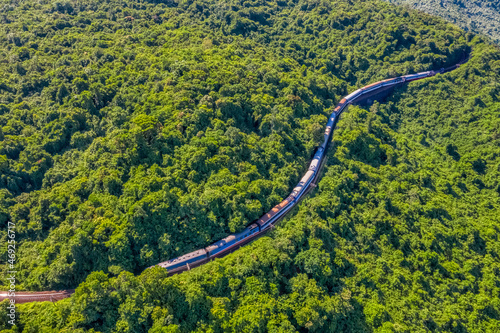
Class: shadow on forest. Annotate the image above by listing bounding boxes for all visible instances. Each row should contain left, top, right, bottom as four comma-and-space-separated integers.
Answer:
344, 131, 388, 168
425, 207, 452, 221
337, 298, 374, 332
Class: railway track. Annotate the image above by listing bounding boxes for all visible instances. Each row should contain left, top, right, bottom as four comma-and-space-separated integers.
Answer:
0, 290, 75, 304
0, 59, 467, 304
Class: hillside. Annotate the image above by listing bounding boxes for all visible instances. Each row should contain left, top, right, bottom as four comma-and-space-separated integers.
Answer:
1, 0, 499, 331
384, 0, 500, 43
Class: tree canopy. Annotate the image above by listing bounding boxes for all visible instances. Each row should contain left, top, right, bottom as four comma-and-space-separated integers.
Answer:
0, 0, 499, 332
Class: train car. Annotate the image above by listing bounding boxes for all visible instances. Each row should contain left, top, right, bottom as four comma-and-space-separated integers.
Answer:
205, 223, 260, 257
345, 79, 400, 103
292, 169, 315, 199
358, 76, 408, 98
360, 80, 383, 94
333, 103, 344, 113
309, 147, 324, 171
324, 110, 342, 146
390, 77, 405, 85
266, 195, 297, 227
257, 195, 296, 230
254, 207, 276, 229
344, 88, 363, 102
332, 98, 349, 114
157, 248, 208, 274
379, 78, 397, 87
255, 200, 284, 230
324, 113, 337, 138
403, 71, 434, 81
334, 101, 348, 116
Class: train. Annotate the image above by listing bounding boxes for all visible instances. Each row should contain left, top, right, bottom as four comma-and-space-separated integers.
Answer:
151, 67, 456, 275
0, 59, 467, 304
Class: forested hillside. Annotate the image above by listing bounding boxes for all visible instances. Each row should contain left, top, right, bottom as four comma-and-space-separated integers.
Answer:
384, 0, 500, 43
0, 0, 499, 331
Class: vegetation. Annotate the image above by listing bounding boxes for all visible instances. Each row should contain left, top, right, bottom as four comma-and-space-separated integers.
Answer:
0, 0, 499, 331
384, 0, 500, 43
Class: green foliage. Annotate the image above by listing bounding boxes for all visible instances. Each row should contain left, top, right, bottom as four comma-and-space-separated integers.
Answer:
0, 0, 499, 331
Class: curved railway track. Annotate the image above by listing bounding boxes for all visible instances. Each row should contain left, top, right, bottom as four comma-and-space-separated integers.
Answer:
0, 60, 467, 304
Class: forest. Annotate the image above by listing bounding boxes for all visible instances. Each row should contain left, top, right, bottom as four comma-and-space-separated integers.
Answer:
0, 0, 499, 331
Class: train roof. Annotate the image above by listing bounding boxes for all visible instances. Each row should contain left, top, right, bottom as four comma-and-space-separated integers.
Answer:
363, 81, 382, 89
345, 89, 362, 100
163, 248, 207, 265
205, 234, 236, 251
205, 224, 259, 252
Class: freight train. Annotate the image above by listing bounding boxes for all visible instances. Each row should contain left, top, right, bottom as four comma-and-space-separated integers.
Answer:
153, 68, 453, 275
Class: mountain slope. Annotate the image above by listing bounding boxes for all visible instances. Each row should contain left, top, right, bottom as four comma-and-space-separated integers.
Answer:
384, 0, 500, 43
0, 0, 499, 332
0, 0, 467, 291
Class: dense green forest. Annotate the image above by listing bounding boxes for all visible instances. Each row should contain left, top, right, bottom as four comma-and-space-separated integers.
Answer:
384, 0, 500, 43
0, 0, 499, 331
